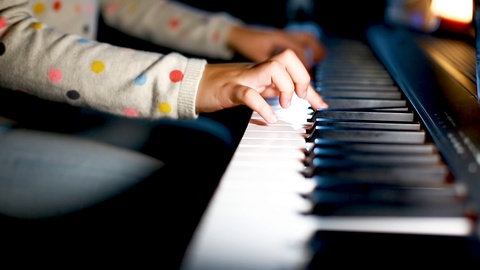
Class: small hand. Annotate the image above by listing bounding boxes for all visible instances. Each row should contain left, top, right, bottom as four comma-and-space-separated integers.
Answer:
196, 49, 328, 123
227, 25, 327, 70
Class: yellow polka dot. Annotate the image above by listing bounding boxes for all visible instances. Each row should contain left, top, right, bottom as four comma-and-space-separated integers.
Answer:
128, 3, 139, 13
158, 102, 172, 114
91, 60, 105, 74
30, 22, 43, 30
32, 3, 46, 15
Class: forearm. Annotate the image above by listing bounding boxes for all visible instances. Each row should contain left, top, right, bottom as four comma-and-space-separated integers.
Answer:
99, 0, 243, 59
0, 0, 206, 119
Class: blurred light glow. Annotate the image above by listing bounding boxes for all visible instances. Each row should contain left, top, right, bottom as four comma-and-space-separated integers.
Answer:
431, 0, 473, 23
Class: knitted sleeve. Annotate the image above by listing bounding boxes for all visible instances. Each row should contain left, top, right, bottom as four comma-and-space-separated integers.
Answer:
99, 0, 243, 60
0, 0, 206, 120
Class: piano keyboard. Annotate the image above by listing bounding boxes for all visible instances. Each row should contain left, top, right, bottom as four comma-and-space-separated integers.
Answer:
181, 30, 480, 269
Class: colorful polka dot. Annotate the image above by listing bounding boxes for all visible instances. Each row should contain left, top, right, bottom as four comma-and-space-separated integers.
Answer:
48, 68, 63, 83
158, 102, 172, 114
124, 108, 138, 117
83, 24, 90, 34
91, 60, 105, 74
169, 70, 183, 82
168, 18, 180, 29
77, 38, 91, 44
30, 22, 43, 30
53, 1, 62, 11
127, 3, 139, 14
211, 32, 220, 42
134, 73, 147, 86
85, 3, 95, 13
74, 4, 82, 13
105, 4, 120, 14
66, 90, 80, 100
0, 42, 5, 56
32, 2, 46, 15
0, 16, 6, 30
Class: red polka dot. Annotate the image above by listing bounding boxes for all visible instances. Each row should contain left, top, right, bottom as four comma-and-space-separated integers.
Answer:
106, 4, 120, 14
168, 18, 180, 29
74, 4, 82, 13
124, 108, 138, 117
53, 1, 62, 11
169, 70, 183, 83
48, 68, 63, 83
0, 16, 7, 30
211, 32, 220, 42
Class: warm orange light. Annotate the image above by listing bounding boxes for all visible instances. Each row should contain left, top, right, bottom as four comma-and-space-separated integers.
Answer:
431, 0, 473, 23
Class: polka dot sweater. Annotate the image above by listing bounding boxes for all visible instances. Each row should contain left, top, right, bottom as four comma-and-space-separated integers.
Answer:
0, 0, 242, 119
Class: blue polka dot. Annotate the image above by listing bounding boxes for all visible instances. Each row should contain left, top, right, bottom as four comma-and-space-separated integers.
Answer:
77, 38, 91, 44
134, 73, 147, 86
410, 13, 425, 29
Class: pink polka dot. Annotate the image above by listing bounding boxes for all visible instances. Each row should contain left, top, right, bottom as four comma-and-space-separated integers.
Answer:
0, 16, 7, 30
124, 108, 138, 117
48, 68, 63, 83
86, 3, 95, 13
169, 70, 183, 83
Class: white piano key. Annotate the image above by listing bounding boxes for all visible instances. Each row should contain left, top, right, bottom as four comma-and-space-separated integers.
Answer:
234, 145, 306, 158
238, 138, 306, 148
245, 124, 308, 132
243, 130, 308, 140
309, 216, 474, 236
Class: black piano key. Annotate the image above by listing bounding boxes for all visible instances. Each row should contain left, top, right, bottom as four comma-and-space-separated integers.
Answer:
308, 109, 414, 122
312, 175, 450, 188
305, 151, 441, 166
306, 184, 462, 205
306, 156, 446, 171
305, 120, 418, 135
308, 200, 467, 217
316, 84, 399, 91
310, 119, 421, 131
307, 231, 480, 268
309, 139, 438, 154
322, 98, 406, 109
316, 90, 402, 99
306, 126, 426, 143
306, 183, 466, 217
371, 107, 410, 111
316, 77, 394, 85
316, 71, 392, 79
303, 161, 449, 182
320, 60, 385, 68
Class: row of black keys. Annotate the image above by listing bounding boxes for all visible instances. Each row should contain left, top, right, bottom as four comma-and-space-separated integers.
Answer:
301, 37, 480, 267
301, 37, 466, 218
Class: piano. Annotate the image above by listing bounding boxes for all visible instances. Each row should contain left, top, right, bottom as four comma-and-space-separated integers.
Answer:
180, 13, 480, 270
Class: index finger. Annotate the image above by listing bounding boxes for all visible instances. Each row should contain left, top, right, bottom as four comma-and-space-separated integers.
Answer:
270, 49, 312, 100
